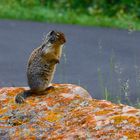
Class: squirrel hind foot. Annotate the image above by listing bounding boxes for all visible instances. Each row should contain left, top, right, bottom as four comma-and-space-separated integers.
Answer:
15, 90, 32, 104
15, 93, 25, 104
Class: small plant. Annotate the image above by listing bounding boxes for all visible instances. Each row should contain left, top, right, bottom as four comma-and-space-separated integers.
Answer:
97, 47, 140, 108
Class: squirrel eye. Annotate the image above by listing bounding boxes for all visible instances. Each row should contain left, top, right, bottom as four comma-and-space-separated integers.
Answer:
50, 30, 55, 36
49, 36, 56, 43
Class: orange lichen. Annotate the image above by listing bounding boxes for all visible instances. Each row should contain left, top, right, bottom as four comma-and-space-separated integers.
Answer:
0, 85, 140, 139
0, 108, 8, 114
46, 97, 57, 106
97, 100, 114, 108
95, 109, 112, 116
28, 101, 37, 107
124, 130, 140, 139
45, 111, 62, 122
7, 88, 24, 96
25, 136, 37, 140
110, 115, 138, 125
127, 109, 138, 114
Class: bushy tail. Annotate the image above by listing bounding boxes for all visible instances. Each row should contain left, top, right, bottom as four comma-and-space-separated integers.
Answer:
15, 90, 32, 104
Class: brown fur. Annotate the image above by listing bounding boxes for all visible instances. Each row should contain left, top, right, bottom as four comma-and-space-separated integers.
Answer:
15, 31, 66, 103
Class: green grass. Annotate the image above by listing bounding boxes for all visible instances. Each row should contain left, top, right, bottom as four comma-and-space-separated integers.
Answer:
0, 2, 140, 31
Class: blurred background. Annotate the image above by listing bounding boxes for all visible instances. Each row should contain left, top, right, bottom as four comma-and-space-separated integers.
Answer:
0, 0, 140, 30
0, 0, 140, 108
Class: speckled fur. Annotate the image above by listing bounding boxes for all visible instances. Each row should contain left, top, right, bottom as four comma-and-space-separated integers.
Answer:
15, 31, 66, 103
27, 46, 57, 91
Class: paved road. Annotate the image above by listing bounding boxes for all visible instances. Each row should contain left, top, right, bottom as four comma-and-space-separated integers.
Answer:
0, 20, 140, 104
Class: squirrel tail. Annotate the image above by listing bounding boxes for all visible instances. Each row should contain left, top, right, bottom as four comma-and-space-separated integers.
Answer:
15, 90, 32, 104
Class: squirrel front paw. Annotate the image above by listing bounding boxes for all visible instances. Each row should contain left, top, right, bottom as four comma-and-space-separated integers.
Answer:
15, 93, 25, 104
50, 59, 60, 64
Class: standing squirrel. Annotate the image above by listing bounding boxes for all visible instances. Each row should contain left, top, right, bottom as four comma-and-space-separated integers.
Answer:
15, 30, 66, 103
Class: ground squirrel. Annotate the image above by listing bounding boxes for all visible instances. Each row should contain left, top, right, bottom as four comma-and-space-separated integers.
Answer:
15, 30, 66, 103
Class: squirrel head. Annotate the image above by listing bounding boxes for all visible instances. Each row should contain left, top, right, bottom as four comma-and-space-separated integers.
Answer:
42, 30, 66, 48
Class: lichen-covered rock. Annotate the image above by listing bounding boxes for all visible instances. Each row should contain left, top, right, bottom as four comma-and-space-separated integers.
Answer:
0, 84, 140, 139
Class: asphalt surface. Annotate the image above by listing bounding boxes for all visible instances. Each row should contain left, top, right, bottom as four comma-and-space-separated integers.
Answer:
0, 20, 140, 104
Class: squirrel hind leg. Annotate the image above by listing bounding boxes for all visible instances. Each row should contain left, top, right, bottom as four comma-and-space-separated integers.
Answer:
15, 86, 55, 104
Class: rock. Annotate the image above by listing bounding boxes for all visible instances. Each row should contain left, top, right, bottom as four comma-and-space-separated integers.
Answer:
0, 84, 140, 139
